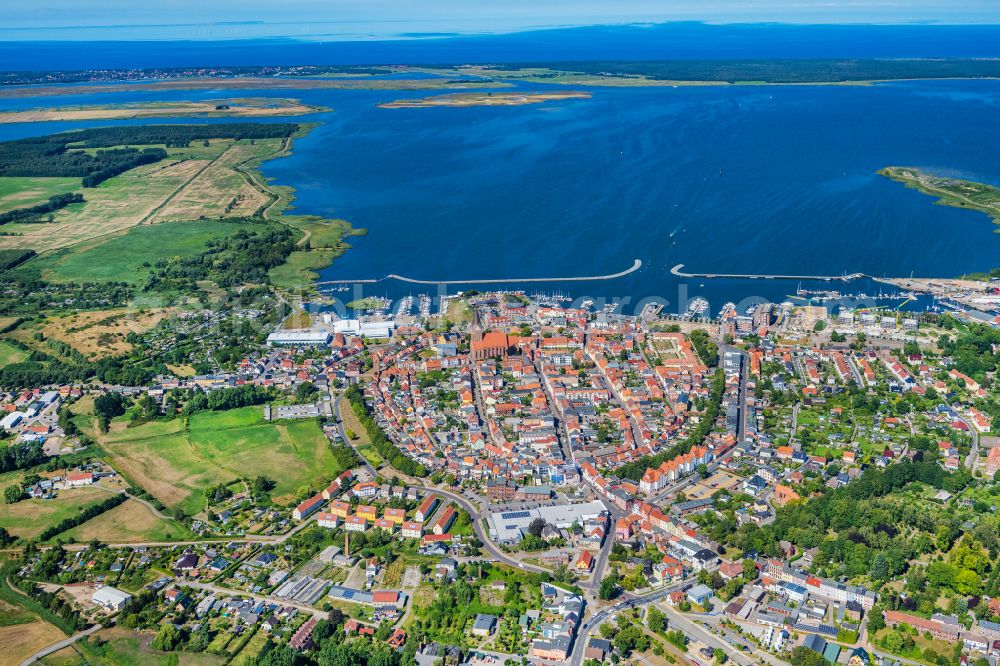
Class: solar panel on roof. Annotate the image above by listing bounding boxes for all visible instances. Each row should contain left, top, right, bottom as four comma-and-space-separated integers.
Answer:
501, 511, 531, 520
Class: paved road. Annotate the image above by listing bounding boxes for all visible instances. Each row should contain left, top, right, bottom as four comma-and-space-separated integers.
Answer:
20, 623, 102, 666
411, 484, 551, 576
587, 513, 618, 596
569, 579, 693, 666
279, 394, 550, 577
957, 415, 980, 471
721, 343, 750, 446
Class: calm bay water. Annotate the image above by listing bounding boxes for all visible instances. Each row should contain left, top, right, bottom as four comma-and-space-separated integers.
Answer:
1, 76, 999, 314
258, 79, 1000, 312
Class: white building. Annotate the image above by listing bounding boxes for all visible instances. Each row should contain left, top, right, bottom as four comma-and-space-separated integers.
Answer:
316, 513, 341, 529
487, 500, 608, 543
266, 330, 332, 346
0, 412, 24, 430
92, 586, 132, 611
333, 319, 395, 339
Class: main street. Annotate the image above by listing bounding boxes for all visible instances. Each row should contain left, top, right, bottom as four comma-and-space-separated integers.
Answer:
569, 580, 796, 666
721, 343, 750, 447
411, 483, 551, 575
955, 414, 980, 471
586, 501, 624, 596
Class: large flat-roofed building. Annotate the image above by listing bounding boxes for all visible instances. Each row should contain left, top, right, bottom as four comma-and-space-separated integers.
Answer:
333, 319, 395, 339
266, 330, 332, 346
487, 500, 608, 544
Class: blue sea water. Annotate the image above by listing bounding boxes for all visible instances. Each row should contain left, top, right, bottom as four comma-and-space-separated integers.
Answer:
6, 23, 1000, 69
2, 44, 1000, 313
252, 79, 1000, 313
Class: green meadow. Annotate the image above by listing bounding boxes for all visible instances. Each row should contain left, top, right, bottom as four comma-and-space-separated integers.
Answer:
41, 220, 263, 285
0, 176, 80, 213
99, 407, 343, 515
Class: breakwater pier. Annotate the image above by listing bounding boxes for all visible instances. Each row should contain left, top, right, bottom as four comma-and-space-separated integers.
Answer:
670, 264, 864, 282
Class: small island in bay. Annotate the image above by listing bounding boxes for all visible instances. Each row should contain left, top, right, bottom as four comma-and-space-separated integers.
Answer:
0, 98, 326, 123
377, 90, 591, 108
878, 166, 1000, 228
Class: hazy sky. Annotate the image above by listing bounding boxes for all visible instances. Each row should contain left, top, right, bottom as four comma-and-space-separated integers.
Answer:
4, 0, 1000, 40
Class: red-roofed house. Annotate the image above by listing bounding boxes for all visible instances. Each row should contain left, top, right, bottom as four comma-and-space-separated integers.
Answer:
433, 505, 456, 534
65, 471, 94, 487
372, 590, 403, 607
293, 493, 325, 521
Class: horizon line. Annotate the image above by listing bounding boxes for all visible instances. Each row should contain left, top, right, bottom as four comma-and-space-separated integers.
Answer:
5, 19, 1000, 43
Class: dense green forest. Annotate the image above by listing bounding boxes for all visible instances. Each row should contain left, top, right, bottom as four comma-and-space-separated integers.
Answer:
498, 59, 1000, 83
0, 123, 299, 186
0, 351, 165, 390
0, 144, 165, 185
0, 441, 46, 474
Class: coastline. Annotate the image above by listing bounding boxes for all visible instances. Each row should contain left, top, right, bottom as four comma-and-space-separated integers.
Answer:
878, 166, 1000, 229
0, 77, 513, 100
242, 124, 366, 295
0, 121, 360, 297
397, 65, 1000, 88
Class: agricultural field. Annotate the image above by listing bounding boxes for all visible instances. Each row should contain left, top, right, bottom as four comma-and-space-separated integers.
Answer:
151, 138, 284, 222
0, 176, 79, 213
37, 308, 172, 359
74, 627, 225, 666
99, 407, 345, 515
41, 219, 265, 285
0, 156, 209, 253
0, 485, 112, 540
0, 137, 287, 254
62, 498, 195, 543
0, 127, 356, 297
0, 617, 65, 666
0, 597, 36, 628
